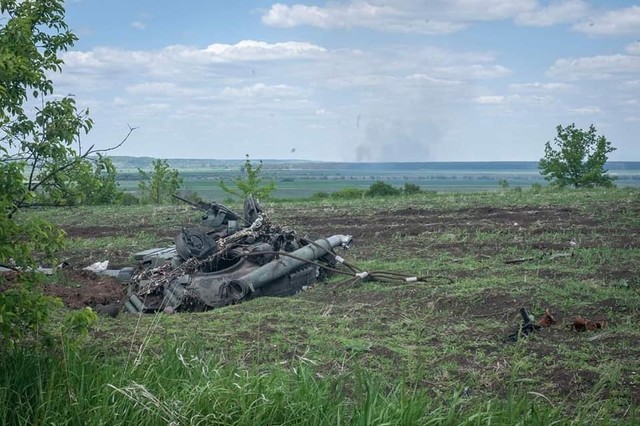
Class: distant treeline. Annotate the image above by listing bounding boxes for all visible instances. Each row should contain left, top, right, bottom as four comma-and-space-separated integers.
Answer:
107, 157, 640, 173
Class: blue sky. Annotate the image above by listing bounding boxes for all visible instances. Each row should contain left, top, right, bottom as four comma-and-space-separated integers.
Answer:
55, 0, 640, 161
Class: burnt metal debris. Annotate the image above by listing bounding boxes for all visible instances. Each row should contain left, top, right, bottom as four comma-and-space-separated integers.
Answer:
120, 195, 353, 314
508, 307, 556, 341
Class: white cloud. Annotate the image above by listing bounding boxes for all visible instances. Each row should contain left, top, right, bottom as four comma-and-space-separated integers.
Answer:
548, 54, 640, 80
126, 82, 200, 97
261, 2, 464, 34
440, 0, 537, 21
261, 0, 541, 34
473, 93, 555, 107
324, 74, 391, 88
220, 83, 308, 98
571, 106, 601, 114
516, 0, 590, 26
433, 64, 511, 80
509, 82, 573, 91
573, 5, 640, 36
261, 0, 601, 34
131, 21, 146, 30
62, 40, 326, 75
146, 103, 170, 111
406, 74, 463, 85
201, 40, 326, 61
474, 95, 507, 104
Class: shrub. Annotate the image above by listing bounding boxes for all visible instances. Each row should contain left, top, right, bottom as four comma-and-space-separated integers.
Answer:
403, 182, 423, 195
331, 188, 366, 199
366, 181, 402, 197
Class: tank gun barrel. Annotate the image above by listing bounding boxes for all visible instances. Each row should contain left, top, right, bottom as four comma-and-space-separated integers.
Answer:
225, 234, 352, 300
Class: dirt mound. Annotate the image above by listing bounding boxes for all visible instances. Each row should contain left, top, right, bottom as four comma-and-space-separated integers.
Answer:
43, 270, 128, 309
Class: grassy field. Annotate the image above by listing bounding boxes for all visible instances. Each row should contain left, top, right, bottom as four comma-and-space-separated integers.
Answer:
3, 187, 640, 424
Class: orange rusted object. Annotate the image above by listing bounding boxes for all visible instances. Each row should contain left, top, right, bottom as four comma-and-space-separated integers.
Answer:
538, 309, 556, 327
572, 316, 606, 331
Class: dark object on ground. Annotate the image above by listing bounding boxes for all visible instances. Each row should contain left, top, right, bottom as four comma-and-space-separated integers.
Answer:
508, 307, 541, 341
95, 303, 121, 317
508, 306, 556, 341
120, 196, 352, 314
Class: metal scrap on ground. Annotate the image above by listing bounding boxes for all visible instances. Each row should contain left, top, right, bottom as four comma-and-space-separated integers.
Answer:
120, 195, 355, 314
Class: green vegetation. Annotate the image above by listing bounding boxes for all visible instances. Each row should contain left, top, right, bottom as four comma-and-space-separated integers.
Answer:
403, 182, 423, 195
5, 187, 638, 424
0, 0, 105, 345
112, 160, 640, 201
331, 187, 366, 199
366, 180, 403, 196
311, 181, 425, 200
539, 123, 617, 188
218, 154, 276, 201
1, 340, 582, 425
71, 154, 125, 205
138, 159, 183, 204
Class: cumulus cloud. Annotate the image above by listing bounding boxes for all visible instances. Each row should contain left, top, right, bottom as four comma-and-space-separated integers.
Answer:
262, 0, 599, 34
516, 0, 590, 26
62, 40, 326, 73
573, 5, 640, 36
261, 2, 464, 34
201, 40, 326, 61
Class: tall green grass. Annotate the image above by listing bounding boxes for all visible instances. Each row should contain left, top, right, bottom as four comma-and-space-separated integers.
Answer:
1, 339, 633, 425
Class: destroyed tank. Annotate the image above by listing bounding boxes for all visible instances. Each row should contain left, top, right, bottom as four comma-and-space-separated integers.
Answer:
120, 195, 352, 313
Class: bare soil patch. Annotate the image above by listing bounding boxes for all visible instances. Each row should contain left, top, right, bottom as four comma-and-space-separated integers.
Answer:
43, 270, 127, 309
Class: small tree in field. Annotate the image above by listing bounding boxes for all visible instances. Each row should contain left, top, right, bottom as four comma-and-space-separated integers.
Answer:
138, 159, 183, 204
218, 154, 276, 201
539, 124, 616, 188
